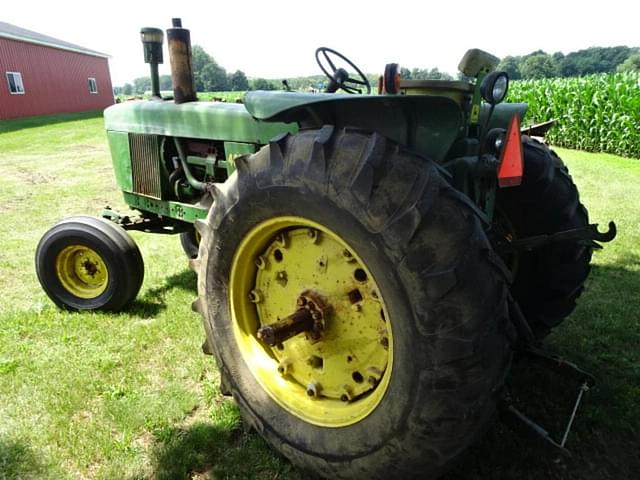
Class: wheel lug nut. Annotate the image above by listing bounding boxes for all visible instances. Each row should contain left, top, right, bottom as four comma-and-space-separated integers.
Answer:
255, 255, 266, 269
248, 289, 263, 303
307, 229, 319, 243
367, 366, 383, 386
340, 385, 353, 402
275, 233, 288, 248
351, 304, 361, 312
306, 381, 320, 397
277, 359, 291, 375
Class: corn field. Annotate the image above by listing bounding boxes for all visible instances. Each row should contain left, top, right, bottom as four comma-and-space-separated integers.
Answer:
509, 73, 640, 159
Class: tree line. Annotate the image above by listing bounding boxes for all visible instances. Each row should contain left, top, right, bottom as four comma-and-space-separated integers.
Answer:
498, 46, 640, 80
114, 45, 279, 96
114, 45, 640, 95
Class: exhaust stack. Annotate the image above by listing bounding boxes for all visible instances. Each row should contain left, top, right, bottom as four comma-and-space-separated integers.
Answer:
167, 18, 197, 104
140, 27, 164, 99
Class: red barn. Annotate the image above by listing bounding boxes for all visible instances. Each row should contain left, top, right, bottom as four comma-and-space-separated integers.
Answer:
0, 21, 114, 120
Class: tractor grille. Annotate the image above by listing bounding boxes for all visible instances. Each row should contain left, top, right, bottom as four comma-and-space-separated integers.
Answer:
129, 133, 162, 199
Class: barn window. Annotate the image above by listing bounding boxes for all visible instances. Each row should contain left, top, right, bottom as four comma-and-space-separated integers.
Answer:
6, 72, 24, 94
88, 77, 98, 94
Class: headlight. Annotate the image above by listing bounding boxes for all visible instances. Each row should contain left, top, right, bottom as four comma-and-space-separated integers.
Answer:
480, 71, 509, 105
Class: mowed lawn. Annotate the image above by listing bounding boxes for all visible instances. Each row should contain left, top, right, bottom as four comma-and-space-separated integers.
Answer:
0, 112, 638, 479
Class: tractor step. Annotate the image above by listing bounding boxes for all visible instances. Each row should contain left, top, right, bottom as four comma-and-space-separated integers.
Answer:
500, 346, 595, 456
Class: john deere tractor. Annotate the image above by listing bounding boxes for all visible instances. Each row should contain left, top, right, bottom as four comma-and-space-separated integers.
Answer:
35, 19, 616, 479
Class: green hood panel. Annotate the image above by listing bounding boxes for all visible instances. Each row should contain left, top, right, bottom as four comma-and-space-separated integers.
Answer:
244, 91, 353, 120
104, 100, 297, 143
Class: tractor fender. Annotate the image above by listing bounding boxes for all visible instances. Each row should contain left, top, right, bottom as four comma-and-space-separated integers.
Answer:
244, 91, 465, 163
480, 102, 529, 131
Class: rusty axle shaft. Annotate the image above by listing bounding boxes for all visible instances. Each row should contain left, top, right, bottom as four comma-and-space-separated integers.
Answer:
257, 308, 314, 346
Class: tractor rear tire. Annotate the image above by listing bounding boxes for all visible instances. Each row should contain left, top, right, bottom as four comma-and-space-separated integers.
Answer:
35, 215, 144, 311
496, 137, 592, 338
194, 127, 515, 479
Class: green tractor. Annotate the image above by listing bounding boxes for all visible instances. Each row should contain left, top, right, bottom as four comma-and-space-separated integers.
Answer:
35, 18, 615, 479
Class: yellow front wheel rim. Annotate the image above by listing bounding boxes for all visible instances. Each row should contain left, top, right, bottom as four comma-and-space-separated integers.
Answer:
55, 245, 109, 298
229, 216, 393, 427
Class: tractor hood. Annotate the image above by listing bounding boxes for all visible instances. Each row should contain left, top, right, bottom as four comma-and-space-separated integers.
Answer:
104, 99, 296, 144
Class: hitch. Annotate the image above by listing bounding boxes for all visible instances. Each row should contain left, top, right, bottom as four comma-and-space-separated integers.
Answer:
498, 221, 616, 253
500, 346, 596, 456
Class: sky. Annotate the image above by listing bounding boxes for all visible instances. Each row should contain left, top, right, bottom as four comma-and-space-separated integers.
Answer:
3, 0, 639, 86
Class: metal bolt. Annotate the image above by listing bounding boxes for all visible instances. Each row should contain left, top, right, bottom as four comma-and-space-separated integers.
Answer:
255, 255, 266, 270
275, 233, 288, 248
343, 249, 356, 263
367, 366, 383, 386
351, 303, 362, 312
307, 229, 319, 243
277, 359, 291, 375
306, 381, 320, 397
248, 289, 263, 303
340, 385, 353, 402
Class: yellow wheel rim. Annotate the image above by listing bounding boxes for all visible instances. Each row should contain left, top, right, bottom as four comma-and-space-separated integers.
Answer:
55, 245, 109, 298
229, 216, 393, 427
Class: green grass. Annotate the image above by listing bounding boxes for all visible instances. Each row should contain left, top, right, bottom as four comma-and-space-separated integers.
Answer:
0, 113, 638, 479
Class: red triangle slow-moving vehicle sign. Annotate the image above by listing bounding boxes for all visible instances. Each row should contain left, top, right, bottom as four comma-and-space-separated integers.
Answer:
498, 115, 524, 188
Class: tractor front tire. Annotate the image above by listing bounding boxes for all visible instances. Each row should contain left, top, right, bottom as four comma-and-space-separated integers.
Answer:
180, 229, 200, 259
497, 137, 592, 337
35, 215, 144, 311
194, 127, 515, 479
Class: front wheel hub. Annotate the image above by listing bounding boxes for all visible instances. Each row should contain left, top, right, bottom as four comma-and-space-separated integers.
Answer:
229, 216, 393, 427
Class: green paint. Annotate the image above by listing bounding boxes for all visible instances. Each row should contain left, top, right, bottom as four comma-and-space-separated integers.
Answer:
106, 131, 133, 192
122, 192, 208, 223
469, 72, 486, 124
246, 91, 464, 163
105, 77, 527, 229
224, 142, 258, 175
480, 102, 529, 130
104, 100, 297, 144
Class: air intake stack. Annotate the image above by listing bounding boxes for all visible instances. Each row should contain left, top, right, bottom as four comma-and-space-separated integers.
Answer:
140, 27, 164, 99
167, 18, 197, 104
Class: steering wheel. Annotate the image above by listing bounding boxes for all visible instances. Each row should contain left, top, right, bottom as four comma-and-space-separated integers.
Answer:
315, 47, 371, 94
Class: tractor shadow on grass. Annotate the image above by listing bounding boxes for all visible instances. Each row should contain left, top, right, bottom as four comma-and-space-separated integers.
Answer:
142, 259, 640, 480
127, 269, 197, 319
445, 258, 640, 480
0, 437, 47, 479
146, 421, 301, 480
